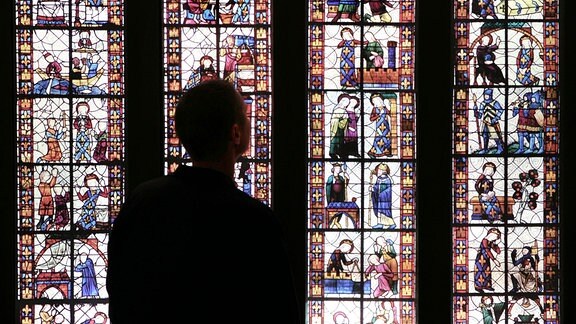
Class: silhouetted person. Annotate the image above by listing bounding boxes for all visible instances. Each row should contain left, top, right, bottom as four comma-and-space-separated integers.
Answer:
106, 79, 302, 323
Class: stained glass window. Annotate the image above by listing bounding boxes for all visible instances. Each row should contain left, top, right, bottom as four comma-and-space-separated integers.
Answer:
9, 1, 572, 323
307, 1, 417, 323
163, 0, 272, 204
451, 1, 560, 323
15, 0, 124, 322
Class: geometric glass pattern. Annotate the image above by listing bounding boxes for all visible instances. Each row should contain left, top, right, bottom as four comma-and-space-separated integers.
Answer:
451, 1, 560, 322
306, 1, 417, 323
15, 0, 125, 322
162, 0, 272, 204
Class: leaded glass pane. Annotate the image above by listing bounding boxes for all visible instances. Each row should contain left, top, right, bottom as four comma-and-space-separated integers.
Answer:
163, 0, 272, 204
451, 1, 560, 322
307, 1, 417, 323
15, 0, 125, 322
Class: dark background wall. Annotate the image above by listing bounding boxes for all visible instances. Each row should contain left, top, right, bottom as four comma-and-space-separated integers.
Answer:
1, 1, 574, 323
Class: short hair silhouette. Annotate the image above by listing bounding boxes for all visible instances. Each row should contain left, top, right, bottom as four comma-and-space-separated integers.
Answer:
175, 79, 247, 162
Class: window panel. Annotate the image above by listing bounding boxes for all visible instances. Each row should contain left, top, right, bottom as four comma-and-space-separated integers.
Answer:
307, 1, 416, 323
15, 0, 125, 322
162, 0, 272, 204
451, 1, 560, 322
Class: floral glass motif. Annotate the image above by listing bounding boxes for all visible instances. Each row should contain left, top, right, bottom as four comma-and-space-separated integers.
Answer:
452, 1, 560, 323
163, 0, 272, 204
16, 0, 125, 323
307, 1, 416, 323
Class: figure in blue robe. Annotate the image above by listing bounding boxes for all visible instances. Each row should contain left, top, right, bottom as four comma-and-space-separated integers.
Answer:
75, 253, 99, 297
370, 163, 395, 229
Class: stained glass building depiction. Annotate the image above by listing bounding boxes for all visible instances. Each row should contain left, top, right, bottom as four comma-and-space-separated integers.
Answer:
163, 0, 272, 204
306, 1, 417, 323
15, 0, 125, 322
451, 1, 561, 323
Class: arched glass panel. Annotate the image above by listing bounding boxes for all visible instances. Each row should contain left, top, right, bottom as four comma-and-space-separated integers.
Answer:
451, 1, 561, 322
306, 1, 417, 323
163, 0, 272, 204
15, 0, 125, 322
